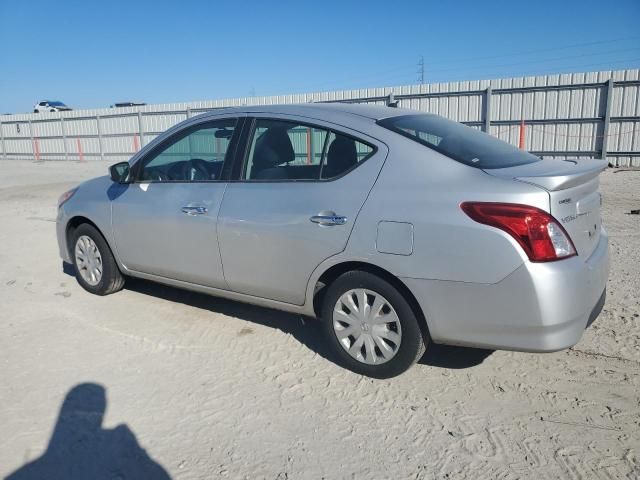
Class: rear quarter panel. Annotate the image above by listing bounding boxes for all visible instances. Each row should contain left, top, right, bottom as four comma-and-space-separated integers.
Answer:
337, 133, 550, 284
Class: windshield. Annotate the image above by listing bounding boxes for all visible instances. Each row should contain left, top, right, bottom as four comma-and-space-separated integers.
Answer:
378, 114, 541, 169
48, 101, 66, 107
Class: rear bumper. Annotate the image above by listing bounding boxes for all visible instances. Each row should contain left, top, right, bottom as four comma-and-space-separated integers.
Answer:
402, 228, 609, 352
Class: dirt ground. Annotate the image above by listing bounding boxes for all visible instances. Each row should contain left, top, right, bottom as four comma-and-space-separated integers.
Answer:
0, 160, 638, 479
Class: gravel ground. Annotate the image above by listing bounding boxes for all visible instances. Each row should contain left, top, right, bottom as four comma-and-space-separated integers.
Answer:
0, 160, 638, 479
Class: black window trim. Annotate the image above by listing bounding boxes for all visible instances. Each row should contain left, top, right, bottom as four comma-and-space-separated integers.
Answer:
230, 117, 378, 183
131, 117, 243, 184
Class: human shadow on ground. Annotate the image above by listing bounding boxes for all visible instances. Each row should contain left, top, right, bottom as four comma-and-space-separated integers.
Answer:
6, 382, 170, 480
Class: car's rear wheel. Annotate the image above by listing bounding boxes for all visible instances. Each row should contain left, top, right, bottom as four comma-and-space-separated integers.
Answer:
321, 270, 426, 378
71, 224, 124, 295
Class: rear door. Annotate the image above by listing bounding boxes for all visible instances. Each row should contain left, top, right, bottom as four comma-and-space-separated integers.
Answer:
111, 117, 241, 288
217, 115, 387, 305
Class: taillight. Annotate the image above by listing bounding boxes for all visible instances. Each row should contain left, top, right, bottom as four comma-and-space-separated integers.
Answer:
460, 202, 576, 262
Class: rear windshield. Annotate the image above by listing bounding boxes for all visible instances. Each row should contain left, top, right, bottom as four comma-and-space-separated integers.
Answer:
378, 114, 541, 169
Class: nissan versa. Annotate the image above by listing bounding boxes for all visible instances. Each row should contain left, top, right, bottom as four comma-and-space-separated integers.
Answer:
56, 104, 609, 378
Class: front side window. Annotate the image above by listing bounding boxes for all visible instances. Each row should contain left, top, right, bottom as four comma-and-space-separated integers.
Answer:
243, 119, 374, 181
138, 119, 236, 182
378, 114, 541, 169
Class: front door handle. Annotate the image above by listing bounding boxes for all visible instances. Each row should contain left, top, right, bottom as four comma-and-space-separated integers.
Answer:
310, 212, 347, 226
181, 205, 208, 215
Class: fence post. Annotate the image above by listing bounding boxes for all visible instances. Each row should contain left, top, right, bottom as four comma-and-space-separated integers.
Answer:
0, 121, 6, 160
483, 87, 492, 133
137, 112, 145, 148
186, 107, 192, 119
76, 138, 85, 162
601, 78, 614, 161
61, 117, 69, 161
96, 115, 104, 161
28, 120, 36, 162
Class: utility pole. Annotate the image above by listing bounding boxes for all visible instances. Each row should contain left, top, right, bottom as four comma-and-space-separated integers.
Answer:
417, 56, 425, 84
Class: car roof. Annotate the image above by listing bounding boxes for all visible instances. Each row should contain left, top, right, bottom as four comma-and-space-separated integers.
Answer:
202, 103, 419, 122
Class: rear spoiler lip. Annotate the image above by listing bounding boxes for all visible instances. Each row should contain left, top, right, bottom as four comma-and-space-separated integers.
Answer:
483, 160, 607, 191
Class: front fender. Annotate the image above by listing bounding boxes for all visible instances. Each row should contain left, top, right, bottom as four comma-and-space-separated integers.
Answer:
58, 176, 121, 265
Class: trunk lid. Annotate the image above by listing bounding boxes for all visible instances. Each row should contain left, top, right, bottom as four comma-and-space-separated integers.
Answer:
484, 159, 606, 258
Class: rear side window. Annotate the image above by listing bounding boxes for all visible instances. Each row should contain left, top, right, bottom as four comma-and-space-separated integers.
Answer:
243, 119, 374, 181
378, 114, 541, 169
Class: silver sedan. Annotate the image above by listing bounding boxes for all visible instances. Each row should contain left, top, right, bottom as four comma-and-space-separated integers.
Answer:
56, 104, 609, 378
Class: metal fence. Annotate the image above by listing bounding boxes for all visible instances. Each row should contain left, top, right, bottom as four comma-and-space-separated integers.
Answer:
1, 68, 639, 166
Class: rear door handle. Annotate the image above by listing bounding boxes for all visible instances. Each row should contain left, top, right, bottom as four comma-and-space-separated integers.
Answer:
181, 205, 208, 215
310, 212, 347, 226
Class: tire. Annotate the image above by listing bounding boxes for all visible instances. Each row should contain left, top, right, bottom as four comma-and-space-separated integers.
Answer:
71, 223, 125, 295
33, 109, 38, 113
321, 270, 427, 378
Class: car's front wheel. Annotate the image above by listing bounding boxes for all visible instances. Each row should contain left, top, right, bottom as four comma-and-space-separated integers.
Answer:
321, 270, 427, 378
71, 223, 125, 295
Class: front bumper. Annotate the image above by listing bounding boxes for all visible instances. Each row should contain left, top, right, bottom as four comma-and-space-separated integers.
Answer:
402, 228, 610, 352
56, 205, 72, 263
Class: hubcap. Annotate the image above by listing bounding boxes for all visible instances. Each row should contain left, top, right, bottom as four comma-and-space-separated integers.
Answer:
333, 288, 402, 365
74, 235, 103, 286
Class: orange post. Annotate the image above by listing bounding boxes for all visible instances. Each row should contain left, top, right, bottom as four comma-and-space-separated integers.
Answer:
76, 138, 85, 162
518, 119, 526, 150
306, 128, 312, 164
33, 138, 41, 162
133, 133, 140, 152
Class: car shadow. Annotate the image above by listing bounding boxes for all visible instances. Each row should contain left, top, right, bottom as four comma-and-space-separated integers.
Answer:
418, 343, 493, 369
62, 262, 493, 370
5, 382, 171, 480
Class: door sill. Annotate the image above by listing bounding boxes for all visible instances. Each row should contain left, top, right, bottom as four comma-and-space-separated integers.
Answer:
123, 268, 310, 316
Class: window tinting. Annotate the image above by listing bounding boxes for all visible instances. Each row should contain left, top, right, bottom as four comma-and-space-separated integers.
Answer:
243, 119, 374, 181
320, 132, 374, 179
139, 119, 236, 182
378, 114, 541, 169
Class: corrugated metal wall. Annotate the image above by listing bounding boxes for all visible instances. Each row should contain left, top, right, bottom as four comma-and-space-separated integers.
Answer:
1, 69, 638, 165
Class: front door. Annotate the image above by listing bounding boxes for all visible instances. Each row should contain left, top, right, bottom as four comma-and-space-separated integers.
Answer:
112, 118, 240, 288
218, 116, 387, 304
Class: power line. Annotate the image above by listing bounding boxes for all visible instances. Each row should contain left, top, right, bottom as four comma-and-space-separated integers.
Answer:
269, 38, 640, 95
500, 57, 640, 77
428, 36, 640, 66
414, 47, 640, 74
308, 46, 639, 92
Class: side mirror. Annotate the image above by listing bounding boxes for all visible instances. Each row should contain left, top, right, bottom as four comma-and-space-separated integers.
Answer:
109, 162, 131, 183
